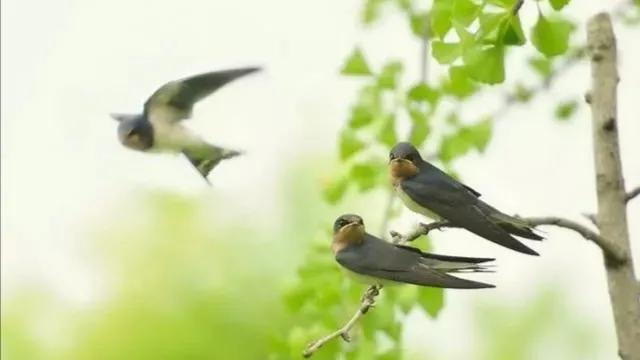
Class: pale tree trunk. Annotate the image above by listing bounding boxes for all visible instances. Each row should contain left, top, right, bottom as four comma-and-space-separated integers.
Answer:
586, 13, 640, 360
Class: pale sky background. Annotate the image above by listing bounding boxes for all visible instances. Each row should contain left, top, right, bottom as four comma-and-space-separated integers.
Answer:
1, 0, 639, 358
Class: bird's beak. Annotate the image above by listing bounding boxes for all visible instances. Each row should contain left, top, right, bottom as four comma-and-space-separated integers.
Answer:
389, 158, 411, 165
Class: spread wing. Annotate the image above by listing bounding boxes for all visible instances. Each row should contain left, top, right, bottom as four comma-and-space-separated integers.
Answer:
401, 172, 538, 255
144, 67, 261, 125
335, 235, 494, 289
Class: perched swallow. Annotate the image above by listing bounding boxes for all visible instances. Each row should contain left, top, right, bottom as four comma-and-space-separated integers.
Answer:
111, 67, 260, 184
389, 142, 543, 255
331, 214, 495, 289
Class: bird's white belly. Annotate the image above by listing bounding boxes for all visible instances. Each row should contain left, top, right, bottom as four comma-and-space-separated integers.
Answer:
395, 185, 441, 220
152, 123, 202, 153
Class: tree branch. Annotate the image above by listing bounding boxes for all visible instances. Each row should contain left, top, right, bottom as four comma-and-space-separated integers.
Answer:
302, 285, 381, 358
587, 12, 639, 358
626, 186, 640, 203
391, 216, 628, 263
524, 217, 627, 263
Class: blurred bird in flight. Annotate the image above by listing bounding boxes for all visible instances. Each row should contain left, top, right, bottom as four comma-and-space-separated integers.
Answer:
111, 67, 260, 184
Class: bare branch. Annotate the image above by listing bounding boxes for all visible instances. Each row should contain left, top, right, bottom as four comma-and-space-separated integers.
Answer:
626, 186, 640, 203
391, 217, 628, 264
524, 217, 626, 263
390, 220, 455, 244
302, 285, 381, 358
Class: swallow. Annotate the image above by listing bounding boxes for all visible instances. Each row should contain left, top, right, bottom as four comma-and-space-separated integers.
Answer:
389, 142, 543, 255
110, 67, 260, 184
332, 214, 495, 289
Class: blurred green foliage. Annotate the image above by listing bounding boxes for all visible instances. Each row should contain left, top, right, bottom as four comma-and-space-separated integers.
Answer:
3, 193, 290, 359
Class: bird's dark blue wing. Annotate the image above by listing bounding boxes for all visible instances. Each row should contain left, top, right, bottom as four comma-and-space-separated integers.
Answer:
335, 235, 495, 289
400, 176, 538, 255
144, 67, 261, 124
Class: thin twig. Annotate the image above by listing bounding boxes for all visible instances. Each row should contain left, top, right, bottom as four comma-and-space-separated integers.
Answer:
302, 285, 381, 357
625, 186, 640, 203
390, 220, 455, 244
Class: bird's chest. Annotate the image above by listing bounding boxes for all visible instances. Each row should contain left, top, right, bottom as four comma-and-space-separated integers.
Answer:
151, 123, 200, 152
395, 184, 441, 220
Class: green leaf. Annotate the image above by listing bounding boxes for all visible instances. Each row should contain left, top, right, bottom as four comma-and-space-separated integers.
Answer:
339, 130, 366, 160
323, 177, 349, 204
377, 115, 398, 147
453, 21, 474, 47
418, 287, 445, 317
409, 108, 431, 146
486, 0, 515, 8
463, 45, 505, 84
444, 66, 477, 98
394, 286, 418, 313
350, 161, 383, 191
554, 100, 578, 121
362, 0, 386, 24
453, 0, 481, 26
348, 105, 374, 128
341, 47, 372, 75
501, 15, 526, 45
408, 83, 440, 105
440, 132, 473, 162
432, 41, 462, 64
430, 0, 453, 39
549, 0, 570, 11
349, 85, 380, 128
528, 56, 553, 78
478, 12, 504, 44
377, 61, 403, 89
439, 119, 493, 161
513, 83, 533, 103
466, 118, 493, 152
531, 15, 574, 57
410, 12, 430, 37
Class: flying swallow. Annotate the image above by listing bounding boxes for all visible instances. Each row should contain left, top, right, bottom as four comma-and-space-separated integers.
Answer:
110, 67, 260, 184
332, 214, 495, 289
389, 142, 543, 256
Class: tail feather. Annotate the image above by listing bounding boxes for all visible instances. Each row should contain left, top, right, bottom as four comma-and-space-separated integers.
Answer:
478, 201, 544, 241
183, 146, 242, 184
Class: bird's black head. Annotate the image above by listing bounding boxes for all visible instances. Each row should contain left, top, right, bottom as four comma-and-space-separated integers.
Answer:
389, 142, 422, 181
113, 114, 154, 151
389, 142, 422, 164
333, 214, 365, 233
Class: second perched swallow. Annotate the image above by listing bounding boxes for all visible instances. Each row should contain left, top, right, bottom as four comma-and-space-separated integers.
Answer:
111, 67, 260, 184
389, 142, 543, 255
332, 214, 495, 289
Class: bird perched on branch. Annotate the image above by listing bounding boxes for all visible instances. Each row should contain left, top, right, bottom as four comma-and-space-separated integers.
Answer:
332, 214, 495, 289
389, 142, 543, 255
110, 67, 260, 184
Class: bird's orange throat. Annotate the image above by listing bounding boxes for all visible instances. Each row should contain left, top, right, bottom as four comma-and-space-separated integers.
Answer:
389, 159, 419, 187
332, 224, 365, 254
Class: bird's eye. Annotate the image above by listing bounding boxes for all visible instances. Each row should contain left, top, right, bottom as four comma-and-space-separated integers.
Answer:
389, 153, 395, 160
406, 154, 413, 162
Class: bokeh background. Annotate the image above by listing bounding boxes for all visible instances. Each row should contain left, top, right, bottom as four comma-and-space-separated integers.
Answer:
2, 0, 639, 359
